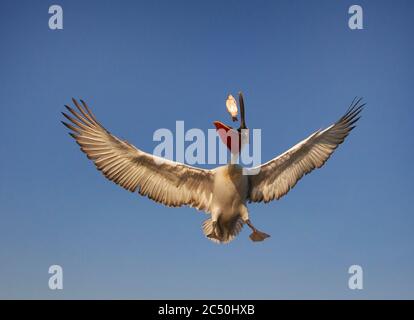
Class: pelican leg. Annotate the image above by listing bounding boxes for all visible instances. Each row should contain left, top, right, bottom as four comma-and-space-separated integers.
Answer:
245, 219, 270, 242
239, 205, 270, 242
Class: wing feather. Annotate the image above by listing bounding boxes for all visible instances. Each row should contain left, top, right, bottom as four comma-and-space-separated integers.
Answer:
248, 98, 364, 203
62, 99, 214, 212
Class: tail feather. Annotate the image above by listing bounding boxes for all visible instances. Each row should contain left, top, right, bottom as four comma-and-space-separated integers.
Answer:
202, 218, 244, 244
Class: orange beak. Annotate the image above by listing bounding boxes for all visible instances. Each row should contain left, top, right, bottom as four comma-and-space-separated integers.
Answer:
213, 121, 241, 154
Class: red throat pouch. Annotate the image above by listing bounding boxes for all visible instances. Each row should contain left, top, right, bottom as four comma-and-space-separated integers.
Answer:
213, 121, 241, 154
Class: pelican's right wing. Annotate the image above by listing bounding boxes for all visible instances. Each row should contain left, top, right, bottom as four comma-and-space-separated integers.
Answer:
62, 99, 214, 212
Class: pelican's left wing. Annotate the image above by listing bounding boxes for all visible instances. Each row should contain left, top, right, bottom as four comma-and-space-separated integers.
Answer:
62, 99, 214, 212
247, 98, 364, 203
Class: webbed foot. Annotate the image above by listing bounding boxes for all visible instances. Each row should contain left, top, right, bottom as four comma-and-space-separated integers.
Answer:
249, 230, 270, 242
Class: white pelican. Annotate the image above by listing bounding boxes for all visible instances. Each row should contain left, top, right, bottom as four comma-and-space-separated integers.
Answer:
62, 94, 363, 244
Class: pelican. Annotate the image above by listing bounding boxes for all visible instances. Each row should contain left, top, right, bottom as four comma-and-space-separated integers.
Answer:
61, 94, 363, 244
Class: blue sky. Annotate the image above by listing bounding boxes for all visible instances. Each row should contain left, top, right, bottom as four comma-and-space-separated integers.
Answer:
0, 0, 413, 299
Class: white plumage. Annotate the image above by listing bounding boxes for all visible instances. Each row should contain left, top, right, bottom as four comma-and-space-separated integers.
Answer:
62, 97, 363, 244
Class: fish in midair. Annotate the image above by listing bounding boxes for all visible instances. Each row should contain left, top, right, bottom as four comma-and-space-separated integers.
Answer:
226, 94, 238, 122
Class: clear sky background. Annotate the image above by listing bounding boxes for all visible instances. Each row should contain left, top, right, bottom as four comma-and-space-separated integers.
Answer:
0, 0, 413, 299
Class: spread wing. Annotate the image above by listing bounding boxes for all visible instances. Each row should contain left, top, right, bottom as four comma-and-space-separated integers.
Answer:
248, 98, 364, 203
62, 99, 214, 212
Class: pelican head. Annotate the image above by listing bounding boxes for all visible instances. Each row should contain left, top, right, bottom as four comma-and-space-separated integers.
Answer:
214, 92, 248, 154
